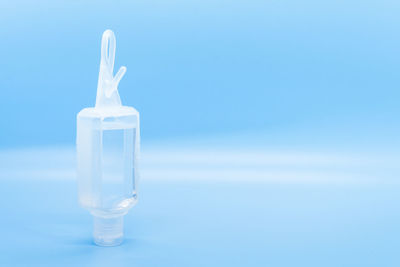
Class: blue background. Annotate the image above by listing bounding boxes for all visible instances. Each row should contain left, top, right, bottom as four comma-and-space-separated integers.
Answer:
0, 0, 400, 266
1, 0, 399, 149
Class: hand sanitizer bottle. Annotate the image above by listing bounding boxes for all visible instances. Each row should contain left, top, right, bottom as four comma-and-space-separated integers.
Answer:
76, 30, 140, 246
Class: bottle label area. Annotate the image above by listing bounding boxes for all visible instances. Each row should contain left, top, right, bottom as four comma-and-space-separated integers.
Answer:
77, 115, 139, 217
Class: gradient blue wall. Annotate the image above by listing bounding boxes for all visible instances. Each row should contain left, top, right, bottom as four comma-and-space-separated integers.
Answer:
0, 0, 399, 149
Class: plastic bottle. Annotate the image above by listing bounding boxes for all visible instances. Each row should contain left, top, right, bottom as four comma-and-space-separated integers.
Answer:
76, 30, 140, 246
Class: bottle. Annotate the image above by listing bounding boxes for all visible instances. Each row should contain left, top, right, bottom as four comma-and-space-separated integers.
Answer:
76, 30, 140, 246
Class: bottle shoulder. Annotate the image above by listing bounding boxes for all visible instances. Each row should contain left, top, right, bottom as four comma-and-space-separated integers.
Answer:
78, 106, 139, 119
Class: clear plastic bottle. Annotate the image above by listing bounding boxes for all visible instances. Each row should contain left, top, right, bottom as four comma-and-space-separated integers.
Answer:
76, 30, 140, 246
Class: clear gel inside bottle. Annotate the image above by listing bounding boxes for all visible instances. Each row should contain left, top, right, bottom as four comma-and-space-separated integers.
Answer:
76, 30, 139, 246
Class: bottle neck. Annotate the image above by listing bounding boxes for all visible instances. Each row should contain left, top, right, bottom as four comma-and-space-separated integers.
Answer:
93, 215, 124, 246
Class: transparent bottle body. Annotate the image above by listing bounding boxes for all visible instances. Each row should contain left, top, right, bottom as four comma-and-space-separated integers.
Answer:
77, 107, 139, 246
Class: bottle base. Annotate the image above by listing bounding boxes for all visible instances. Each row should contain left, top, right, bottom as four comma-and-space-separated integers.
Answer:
94, 235, 123, 247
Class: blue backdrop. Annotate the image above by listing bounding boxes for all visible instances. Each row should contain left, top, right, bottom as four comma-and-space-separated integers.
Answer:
0, 0, 399, 150
1, 1, 400, 266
